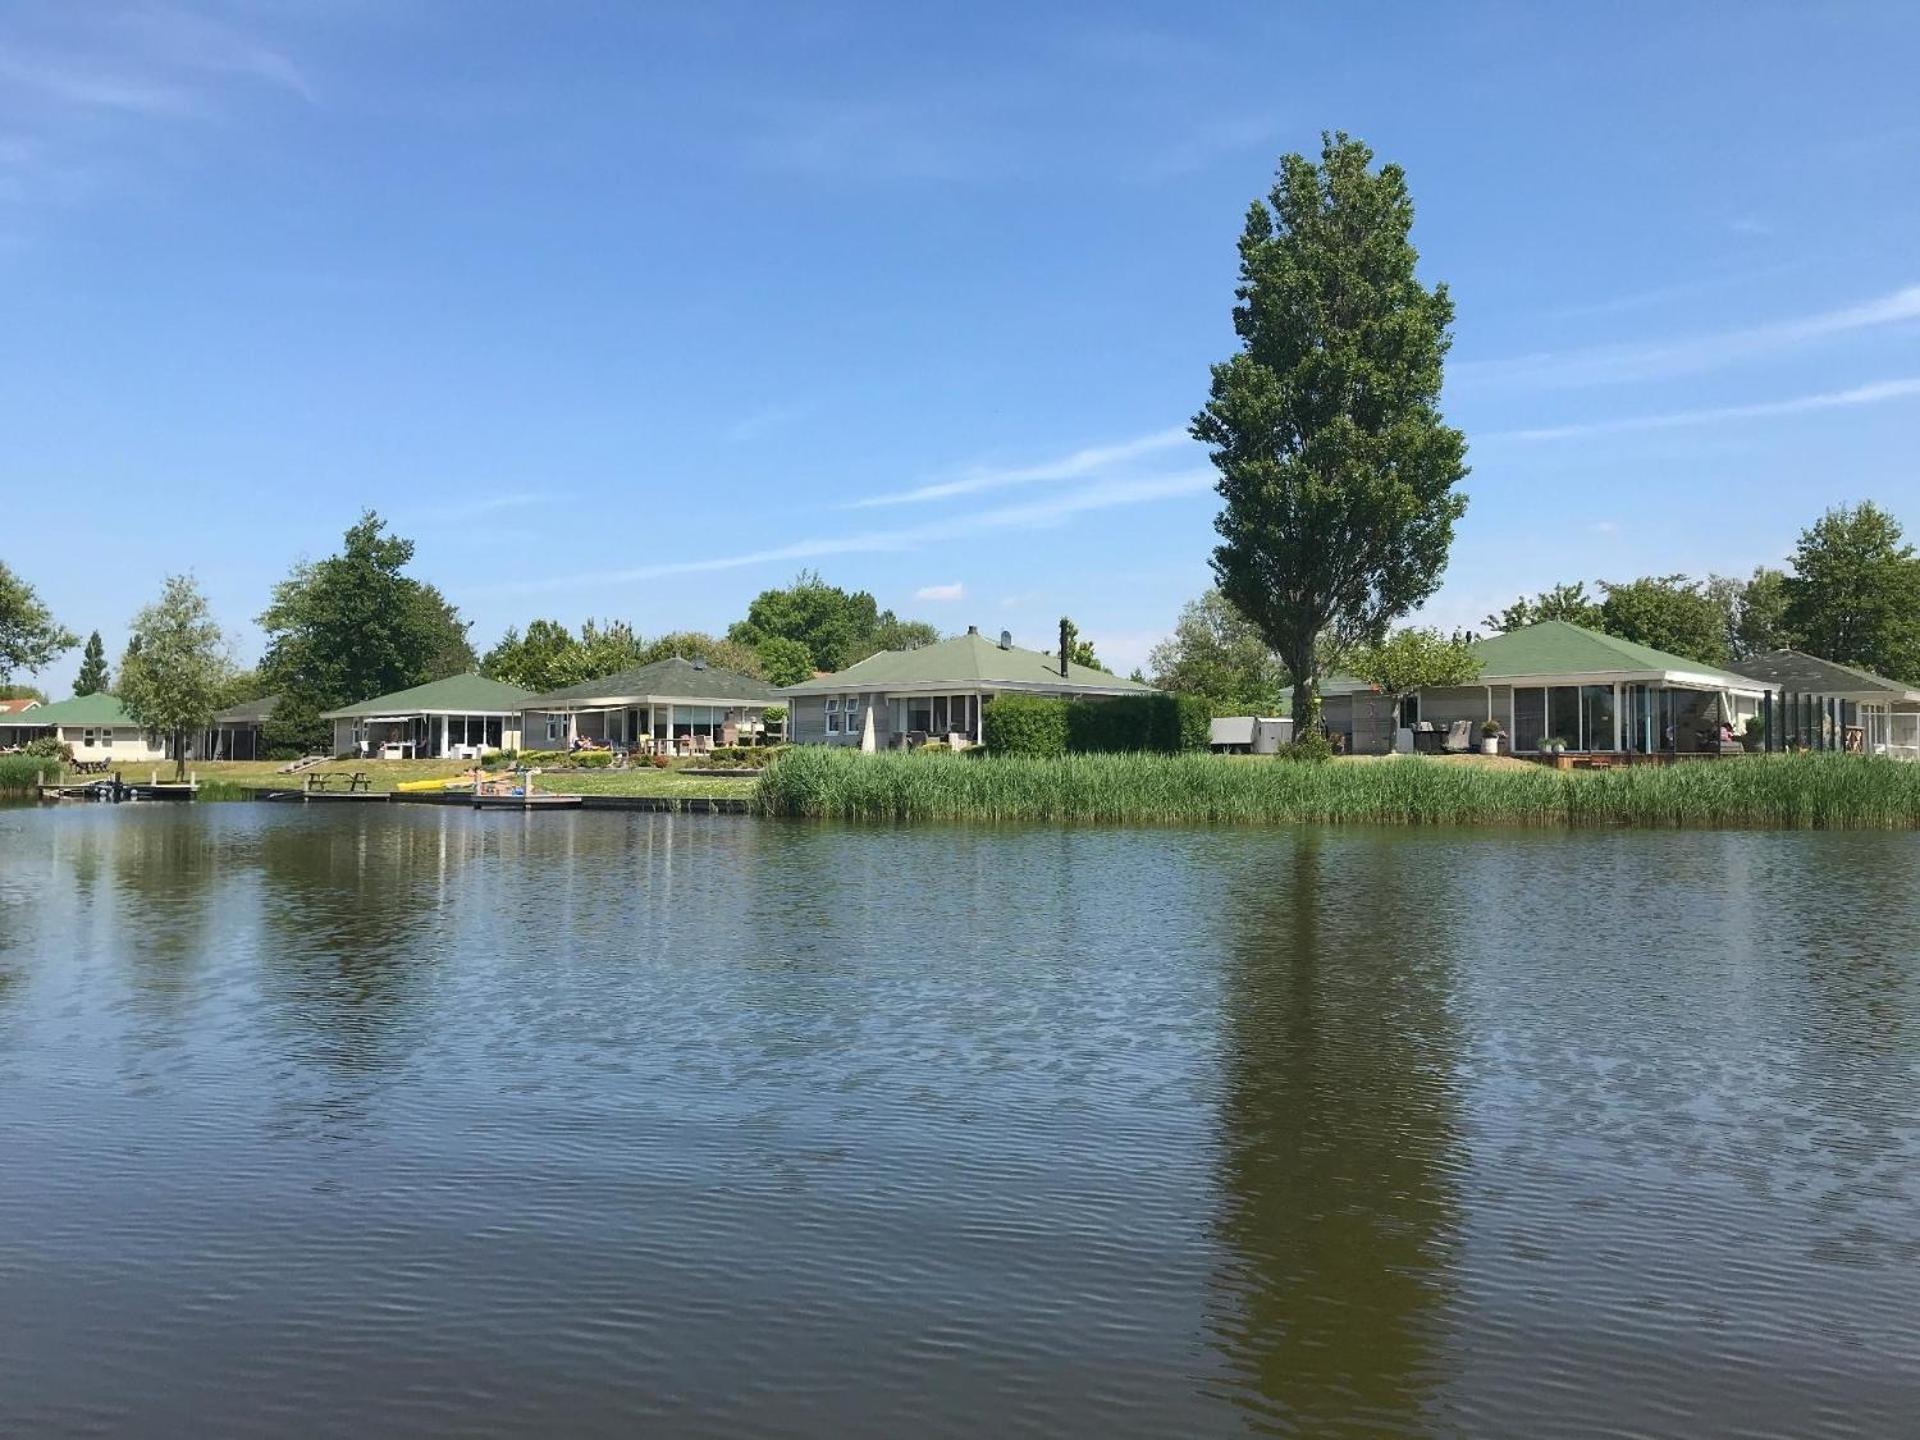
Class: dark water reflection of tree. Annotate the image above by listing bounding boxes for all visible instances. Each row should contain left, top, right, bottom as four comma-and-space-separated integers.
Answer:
1208, 830, 1467, 1438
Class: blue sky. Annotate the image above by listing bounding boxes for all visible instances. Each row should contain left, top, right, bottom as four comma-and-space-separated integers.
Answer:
3, 2, 1917, 692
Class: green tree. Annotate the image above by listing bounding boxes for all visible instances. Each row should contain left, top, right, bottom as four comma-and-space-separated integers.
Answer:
118, 575, 233, 779
1782, 501, 1920, 681
1346, 627, 1481, 729
871, 613, 940, 652
1481, 581, 1603, 633
576, 618, 646, 678
1597, 574, 1728, 667
0, 682, 47, 703
1707, 566, 1794, 661
727, 571, 934, 673
0, 561, 77, 683
73, 630, 111, 695
1148, 589, 1289, 711
755, 635, 814, 686
1196, 133, 1469, 724
257, 512, 476, 753
634, 629, 765, 677
481, 618, 584, 692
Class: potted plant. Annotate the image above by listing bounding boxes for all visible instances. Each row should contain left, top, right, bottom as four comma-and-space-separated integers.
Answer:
1480, 718, 1502, 756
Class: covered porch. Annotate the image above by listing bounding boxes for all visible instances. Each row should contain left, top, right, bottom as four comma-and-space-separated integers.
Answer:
338, 711, 511, 761
528, 701, 771, 756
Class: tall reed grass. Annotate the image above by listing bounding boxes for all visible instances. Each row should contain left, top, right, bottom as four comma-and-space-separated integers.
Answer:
754, 747, 1920, 829
0, 754, 57, 798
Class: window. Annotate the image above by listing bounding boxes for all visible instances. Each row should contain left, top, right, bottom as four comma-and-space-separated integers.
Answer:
1581, 685, 1615, 752
101, 730, 113, 750
844, 694, 860, 712
826, 705, 841, 734
485, 716, 502, 749
546, 716, 560, 742
1400, 694, 1421, 727
1547, 686, 1581, 750
825, 698, 839, 713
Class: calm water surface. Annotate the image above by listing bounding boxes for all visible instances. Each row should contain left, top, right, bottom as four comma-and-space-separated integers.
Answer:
0, 805, 1915, 1437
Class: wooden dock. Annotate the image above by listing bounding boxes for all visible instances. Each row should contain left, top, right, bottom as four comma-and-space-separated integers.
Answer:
39, 773, 199, 803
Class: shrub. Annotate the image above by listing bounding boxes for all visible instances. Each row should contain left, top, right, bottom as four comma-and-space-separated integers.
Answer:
706, 744, 789, 768
1743, 716, 1767, 750
23, 736, 72, 763
982, 694, 1069, 757
1277, 729, 1336, 763
650, 754, 671, 769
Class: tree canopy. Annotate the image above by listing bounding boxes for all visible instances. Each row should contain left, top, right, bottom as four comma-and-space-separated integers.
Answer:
74, 630, 111, 696
727, 570, 936, 674
1482, 581, 1603, 633
257, 512, 476, 753
1781, 502, 1920, 682
1595, 575, 1729, 668
1346, 627, 1481, 720
1148, 589, 1289, 712
0, 561, 77, 683
1196, 133, 1468, 723
481, 619, 767, 692
118, 575, 232, 779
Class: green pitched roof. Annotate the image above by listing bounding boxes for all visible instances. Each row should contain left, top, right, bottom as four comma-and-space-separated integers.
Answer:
214, 693, 280, 725
522, 657, 779, 708
782, 630, 1155, 694
1735, 649, 1920, 700
15, 692, 137, 726
1466, 621, 1762, 686
320, 673, 532, 719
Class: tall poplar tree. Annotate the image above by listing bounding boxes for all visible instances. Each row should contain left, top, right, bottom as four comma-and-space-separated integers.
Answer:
74, 631, 110, 695
1195, 133, 1468, 724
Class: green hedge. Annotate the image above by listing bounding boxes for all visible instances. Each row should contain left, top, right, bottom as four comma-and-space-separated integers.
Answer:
983, 692, 1217, 757
982, 694, 1070, 757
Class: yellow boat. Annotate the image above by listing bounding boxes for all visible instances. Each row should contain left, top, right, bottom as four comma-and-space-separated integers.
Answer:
395, 775, 475, 793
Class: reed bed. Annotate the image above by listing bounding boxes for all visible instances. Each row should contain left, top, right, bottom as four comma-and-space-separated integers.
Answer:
754, 747, 1920, 829
0, 755, 57, 798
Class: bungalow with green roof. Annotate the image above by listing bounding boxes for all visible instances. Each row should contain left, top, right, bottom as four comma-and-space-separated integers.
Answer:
321, 674, 531, 760
0, 692, 169, 764
1735, 649, 1920, 759
519, 656, 780, 752
781, 625, 1155, 748
202, 693, 280, 761
1321, 620, 1770, 756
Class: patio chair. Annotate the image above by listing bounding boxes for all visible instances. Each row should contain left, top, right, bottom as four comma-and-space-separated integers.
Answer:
1442, 720, 1474, 753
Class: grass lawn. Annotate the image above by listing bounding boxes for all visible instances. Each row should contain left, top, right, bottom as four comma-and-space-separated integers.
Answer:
533, 767, 759, 799
122, 757, 481, 793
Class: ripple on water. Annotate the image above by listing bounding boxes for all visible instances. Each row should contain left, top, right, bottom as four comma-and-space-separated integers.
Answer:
0, 806, 1916, 1438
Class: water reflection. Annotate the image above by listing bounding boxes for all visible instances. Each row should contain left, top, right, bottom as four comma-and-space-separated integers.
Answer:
1209, 831, 1464, 1437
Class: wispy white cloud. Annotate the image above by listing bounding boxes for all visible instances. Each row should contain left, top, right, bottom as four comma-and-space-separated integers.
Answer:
914, 582, 965, 602
0, 4, 310, 212
1545, 262, 1802, 322
1727, 216, 1773, 238
728, 400, 812, 443
1459, 284, 1920, 389
1487, 376, 1920, 443
489, 470, 1213, 596
847, 425, 1194, 509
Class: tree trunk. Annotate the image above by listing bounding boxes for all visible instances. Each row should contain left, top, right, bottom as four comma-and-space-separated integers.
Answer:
173, 729, 187, 782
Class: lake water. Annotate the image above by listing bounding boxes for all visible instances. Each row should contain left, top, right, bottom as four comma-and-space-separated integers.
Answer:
1, 804, 1916, 1438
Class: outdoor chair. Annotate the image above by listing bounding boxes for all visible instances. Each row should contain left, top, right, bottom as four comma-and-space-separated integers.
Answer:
1442, 720, 1475, 753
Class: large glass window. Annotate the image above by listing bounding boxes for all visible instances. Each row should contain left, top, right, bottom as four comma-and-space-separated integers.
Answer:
1547, 686, 1580, 750
1513, 688, 1545, 752
907, 698, 933, 734
1581, 685, 1616, 751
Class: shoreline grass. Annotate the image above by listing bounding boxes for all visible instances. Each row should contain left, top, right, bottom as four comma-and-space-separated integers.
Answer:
754, 747, 1920, 829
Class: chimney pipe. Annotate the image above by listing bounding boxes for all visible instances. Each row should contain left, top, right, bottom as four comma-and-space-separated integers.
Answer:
1058, 617, 1071, 678
967, 625, 978, 635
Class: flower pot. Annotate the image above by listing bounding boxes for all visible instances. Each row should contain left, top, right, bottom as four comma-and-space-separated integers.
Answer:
1481, 738, 1498, 756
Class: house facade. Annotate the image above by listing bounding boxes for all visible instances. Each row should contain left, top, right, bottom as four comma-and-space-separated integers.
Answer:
1735, 649, 1920, 759
782, 626, 1155, 748
1321, 621, 1770, 756
519, 657, 780, 750
0, 693, 169, 764
321, 674, 530, 759
203, 694, 279, 761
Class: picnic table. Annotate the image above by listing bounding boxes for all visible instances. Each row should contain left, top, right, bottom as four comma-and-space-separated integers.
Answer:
305, 770, 371, 794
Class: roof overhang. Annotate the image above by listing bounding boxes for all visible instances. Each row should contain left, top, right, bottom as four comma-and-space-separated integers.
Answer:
523, 694, 769, 711
779, 679, 1155, 698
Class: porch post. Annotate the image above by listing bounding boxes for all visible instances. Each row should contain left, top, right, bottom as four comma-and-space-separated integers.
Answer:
1612, 683, 1624, 752
439, 714, 449, 757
